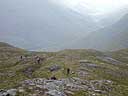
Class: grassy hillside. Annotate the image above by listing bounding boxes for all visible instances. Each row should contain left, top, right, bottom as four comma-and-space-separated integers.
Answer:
0, 42, 128, 96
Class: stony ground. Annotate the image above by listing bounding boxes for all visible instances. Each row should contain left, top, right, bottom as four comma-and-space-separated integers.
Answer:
0, 42, 128, 96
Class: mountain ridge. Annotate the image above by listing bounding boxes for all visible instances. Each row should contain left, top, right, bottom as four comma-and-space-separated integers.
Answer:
0, 0, 98, 51
72, 13, 128, 51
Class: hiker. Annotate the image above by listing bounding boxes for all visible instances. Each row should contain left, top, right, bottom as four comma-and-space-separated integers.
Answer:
36, 57, 41, 64
20, 56, 23, 60
20, 55, 25, 61
34, 56, 41, 64
67, 68, 70, 75
51, 76, 57, 80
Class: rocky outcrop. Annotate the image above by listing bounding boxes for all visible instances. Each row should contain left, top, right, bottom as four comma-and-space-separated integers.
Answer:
17, 77, 113, 96
0, 89, 17, 96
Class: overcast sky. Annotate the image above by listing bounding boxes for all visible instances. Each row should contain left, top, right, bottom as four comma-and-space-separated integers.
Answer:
51, 0, 128, 15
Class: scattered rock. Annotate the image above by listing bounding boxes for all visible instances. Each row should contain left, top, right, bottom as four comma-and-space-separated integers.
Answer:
80, 62, 100, 69
23, 67, 34, 77
77, 71, 89, 77
46, 90, 66, 96
0, 78, 113, 96
18, 87, 25, 93
86, 64, 99, 68
65, 90, 74, 95
79, 60, 91, 64
97, 56, 122, 65
48, 65, 61, 72
19, 78, 113, 96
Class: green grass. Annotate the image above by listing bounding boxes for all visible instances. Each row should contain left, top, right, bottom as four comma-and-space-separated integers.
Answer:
0, 43, 128, 95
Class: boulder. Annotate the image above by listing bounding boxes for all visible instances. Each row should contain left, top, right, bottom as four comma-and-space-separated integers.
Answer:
0, 89, 17, 96
7, 89, 17, 96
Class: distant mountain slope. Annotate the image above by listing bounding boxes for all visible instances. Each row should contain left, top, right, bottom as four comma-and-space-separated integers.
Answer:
73, 13, 128, 51
109, 48, 128, 63
99, 7, 128, 27
0, 0, 98, 51
0, 42, 25, 53
0, 42, 14, 48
